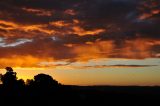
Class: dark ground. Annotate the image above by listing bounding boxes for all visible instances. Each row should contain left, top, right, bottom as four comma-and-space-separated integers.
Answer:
0, 85, 160, 106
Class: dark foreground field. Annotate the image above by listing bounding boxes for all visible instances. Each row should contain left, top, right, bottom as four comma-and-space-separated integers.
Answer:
0, 85, 160, 106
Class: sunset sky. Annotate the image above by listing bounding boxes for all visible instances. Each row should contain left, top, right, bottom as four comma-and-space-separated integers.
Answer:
0, 0, 160, 86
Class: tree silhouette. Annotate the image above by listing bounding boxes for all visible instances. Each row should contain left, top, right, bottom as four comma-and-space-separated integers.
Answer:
1, 67, 17, 87
25, 73, 60, 97
30, 74, 59, 89
0, 67, 25, 96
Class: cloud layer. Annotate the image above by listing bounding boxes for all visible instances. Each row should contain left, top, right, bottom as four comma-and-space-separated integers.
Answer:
0, 0, 159, 67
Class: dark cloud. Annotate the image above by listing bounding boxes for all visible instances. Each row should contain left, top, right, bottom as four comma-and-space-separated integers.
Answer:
78, 64, 158, 69
0, 0, 159, 67
0, 0, 159, 39
47, 64, 158, 69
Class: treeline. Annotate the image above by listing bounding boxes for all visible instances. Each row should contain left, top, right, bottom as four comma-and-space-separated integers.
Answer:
0, 67, 63, 96
0, 67, 79, 105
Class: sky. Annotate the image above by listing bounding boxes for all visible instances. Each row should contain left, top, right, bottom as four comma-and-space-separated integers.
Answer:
0, 0, 160, 86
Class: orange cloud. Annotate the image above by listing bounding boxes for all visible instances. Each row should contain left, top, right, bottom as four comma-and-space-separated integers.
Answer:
0, 38, 159, 68
22, 7, 53, 16
49, 19, 106, 36
64, 9, 77, 16
50, 21, 70, 27
118, 39, 160, 59
0, 20, 18, 30
72, 26, 105, 36
138, 1, 160, 20
72, 40, 115, 61
69, 39, 160, 61
0, 55, 54, 68
0, 20, 55, 37
0, 19, 106, 38
152, 9, 160, 14
139, 13, 153, 20
139, 9, 160, 20
22, 25, 55, 35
